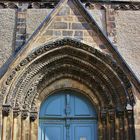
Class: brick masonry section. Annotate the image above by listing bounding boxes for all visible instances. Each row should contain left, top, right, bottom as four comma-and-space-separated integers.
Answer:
38, 1, 105, 50
15, 10, 27, 52
106, 6, 117, 44
25, 3, 108, 52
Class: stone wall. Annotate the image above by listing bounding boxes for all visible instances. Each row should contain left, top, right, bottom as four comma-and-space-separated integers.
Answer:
115, 11, 140, 80
0, 9, 16, 67
86, 9, 107, 34
26, 9, 52, 38
114, 10, 140, 140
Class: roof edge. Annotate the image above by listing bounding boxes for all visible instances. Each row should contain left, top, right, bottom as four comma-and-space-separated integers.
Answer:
0, 0, 67, 79
72, 0, 140, 93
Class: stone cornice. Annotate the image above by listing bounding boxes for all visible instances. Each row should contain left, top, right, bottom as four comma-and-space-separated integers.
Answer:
0, 0, 140, 10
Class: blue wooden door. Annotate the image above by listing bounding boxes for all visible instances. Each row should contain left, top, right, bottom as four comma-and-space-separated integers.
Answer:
39, 91, 97, 140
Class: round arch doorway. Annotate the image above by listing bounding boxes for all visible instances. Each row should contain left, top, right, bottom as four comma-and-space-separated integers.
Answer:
38, 90, 98, 140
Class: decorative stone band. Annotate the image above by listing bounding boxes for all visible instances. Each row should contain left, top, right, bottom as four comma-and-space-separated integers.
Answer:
0, 1, 140, 10
111, 4, 140, 10
2, 105, 38, 121
100, 108, 128, 120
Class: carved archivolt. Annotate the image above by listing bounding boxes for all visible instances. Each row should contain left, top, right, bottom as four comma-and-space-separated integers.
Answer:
0, 38, 134, 119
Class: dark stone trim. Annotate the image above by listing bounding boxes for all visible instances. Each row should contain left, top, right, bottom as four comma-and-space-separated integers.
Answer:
0, 1, 140, 10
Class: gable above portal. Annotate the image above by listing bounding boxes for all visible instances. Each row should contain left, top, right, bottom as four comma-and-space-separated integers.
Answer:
28, 0, 107, 54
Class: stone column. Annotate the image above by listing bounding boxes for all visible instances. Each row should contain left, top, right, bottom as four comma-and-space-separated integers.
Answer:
117, 110, 125, 140
124, 111, 129, 140
0, 108, 2, 140
101, 109, 107, 140
98, 112, 103, 140
115, 111, 119, 140
126, 105, 135, 140
21, 110, 30, 140
13, 108, 21, 140
108, 109, 115, 140
30, 112, 38, 140
2, 105, 12, 140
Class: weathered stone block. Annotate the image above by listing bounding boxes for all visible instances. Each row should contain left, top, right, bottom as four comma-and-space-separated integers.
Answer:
99, 44, 106, 49
55, 22, 67, 29
15, 40, 24, 47
63, 31, 73, 36
16, 34, 26, 40
70, 8, 81, 16
63, 16, 73, 22
45, 30, 53, 36
72, 23, 91, 30
17, 18, 26, 23
108, 16, 115, 21
84, 30, 95, 36
57, 6, 70, 16
55, 16, 62, 22
109, 22, 116, 28
17, 22, 26, 26
74, 31, 83, 37
75, 36, 83, 40
53, 30, 61, 36
72, 16, 85, 23
49, 22, 68, 29
17, 28, 26, 34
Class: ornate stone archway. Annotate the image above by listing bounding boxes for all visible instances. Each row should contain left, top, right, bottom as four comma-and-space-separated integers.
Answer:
0, 38, 135, 140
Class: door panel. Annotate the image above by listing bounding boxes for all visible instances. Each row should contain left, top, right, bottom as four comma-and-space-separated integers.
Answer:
71, 122, 97, 140
40, 122, 66, 140
39, 91, 98, 140
73, 96, 92, 116
44, 125, 64, 140
40, 94, 65, 118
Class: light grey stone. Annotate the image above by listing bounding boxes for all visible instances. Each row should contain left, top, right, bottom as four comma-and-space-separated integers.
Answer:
0, 9, 16, 67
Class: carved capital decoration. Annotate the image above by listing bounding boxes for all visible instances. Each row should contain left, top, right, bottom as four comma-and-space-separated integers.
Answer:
13, 107, 20, 118
109, 109, 115, 121
2, 104, 11, 116
101, 109, 107, 122
116, 108, 124, 118
30, 111, 38, 121
21, 110, 28, 119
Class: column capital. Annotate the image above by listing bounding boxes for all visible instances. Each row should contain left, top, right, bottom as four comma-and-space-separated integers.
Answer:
30, 111, 38, 121
21, 110, 29, 120
109, 109, 115, 121
2, 104, 11, 116
13, 107, 20, 118
100, 109, 107, 121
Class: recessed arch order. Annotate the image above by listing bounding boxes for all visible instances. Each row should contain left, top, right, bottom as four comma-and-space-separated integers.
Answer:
1, 38, 135, 140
